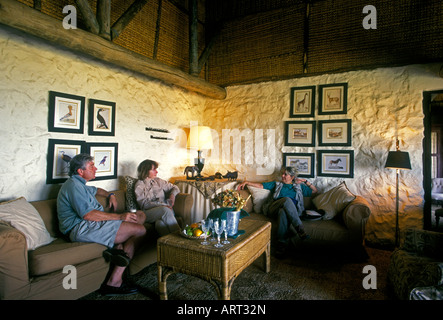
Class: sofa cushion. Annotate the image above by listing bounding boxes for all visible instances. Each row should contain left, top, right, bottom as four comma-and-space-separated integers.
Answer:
312, 182, 356, 220
247, 186, 271, 214
0, 197, 55, 250
125, 176, 139, 211
237, 189, 253, 213
28, 238, 106, 276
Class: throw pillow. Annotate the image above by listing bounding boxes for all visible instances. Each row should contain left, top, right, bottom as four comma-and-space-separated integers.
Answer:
247, 186, 271, 214
125, 176, 139, 211
0, 197, 55, 250
312, 182, 356, 220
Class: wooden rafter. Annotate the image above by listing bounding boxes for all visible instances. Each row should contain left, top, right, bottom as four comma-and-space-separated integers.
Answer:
0, 0, 226, 99
111, 0, 150, 40
75, 0, 99, 34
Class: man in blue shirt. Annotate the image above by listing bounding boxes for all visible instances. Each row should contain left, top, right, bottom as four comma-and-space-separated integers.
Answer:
238, 167, 318, 258
57, 153, 147, 296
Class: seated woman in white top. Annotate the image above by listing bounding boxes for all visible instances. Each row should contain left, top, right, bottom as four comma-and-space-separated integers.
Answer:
134, 159, 180, 236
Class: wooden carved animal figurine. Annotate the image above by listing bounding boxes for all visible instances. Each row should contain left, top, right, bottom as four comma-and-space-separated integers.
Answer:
215, 172, 223, 179
224, 171, 238, 181
184, 166, 199, 179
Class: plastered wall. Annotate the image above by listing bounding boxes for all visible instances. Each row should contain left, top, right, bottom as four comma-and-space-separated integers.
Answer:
2, 26, 443, 246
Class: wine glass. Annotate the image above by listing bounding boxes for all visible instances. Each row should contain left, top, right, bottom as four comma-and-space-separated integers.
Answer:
214, 219, 224, 248
208, 218, 216, 242
200, 220, 209, 245
221, 219, 230, 244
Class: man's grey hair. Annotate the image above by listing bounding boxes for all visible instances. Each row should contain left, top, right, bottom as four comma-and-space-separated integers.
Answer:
69, 153, 94, 177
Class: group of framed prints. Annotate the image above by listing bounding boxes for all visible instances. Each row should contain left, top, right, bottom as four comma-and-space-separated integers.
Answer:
284, 83, 353, 179
289, 83, 348, 118
46, 91, 118, 184
283, 150, 354, 179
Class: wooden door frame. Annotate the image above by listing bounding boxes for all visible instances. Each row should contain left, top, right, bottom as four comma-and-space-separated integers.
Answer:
422, 89, 443, 230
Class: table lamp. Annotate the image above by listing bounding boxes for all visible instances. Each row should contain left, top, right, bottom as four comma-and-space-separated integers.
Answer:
385, 139, 411, 247
188, 126, 213, 178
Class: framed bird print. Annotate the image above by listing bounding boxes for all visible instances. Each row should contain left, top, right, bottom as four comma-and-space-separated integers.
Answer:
86, 142, 118, 181
47, 139, 85, 184
48, 91, 85, 134
88, 99, 116, 136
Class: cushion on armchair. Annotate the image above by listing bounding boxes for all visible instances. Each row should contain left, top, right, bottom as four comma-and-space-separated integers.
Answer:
403, 228, 443, 260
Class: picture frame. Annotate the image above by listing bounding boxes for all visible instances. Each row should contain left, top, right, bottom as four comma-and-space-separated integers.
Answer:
318, 119, 352, 146
85, 142, 118, 181
289, 86, 315, 118
318, 150, 354, 178
88, 99, 116, 136
47, 139, 85, 184
283, 153, 315, 178
318, 83, 348, 115
284, 121, 316, 147
48, 91, 85, 133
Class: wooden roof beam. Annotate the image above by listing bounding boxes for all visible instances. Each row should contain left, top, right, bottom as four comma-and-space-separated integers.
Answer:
75, 0, 99, 34
111, 0, 150, 41
0, 0, 227, 100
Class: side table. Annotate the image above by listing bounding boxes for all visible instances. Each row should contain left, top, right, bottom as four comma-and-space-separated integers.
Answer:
172, 178, 237, 224
157, 219, 271, 300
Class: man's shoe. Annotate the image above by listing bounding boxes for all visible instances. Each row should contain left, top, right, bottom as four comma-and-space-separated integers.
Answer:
99, 282, 138, 296
103, 248, 131, 267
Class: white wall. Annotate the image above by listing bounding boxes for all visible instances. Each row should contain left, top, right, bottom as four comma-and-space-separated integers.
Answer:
0, 27, 205, 202
2, 26, 443, 246
203, 64, 443, 246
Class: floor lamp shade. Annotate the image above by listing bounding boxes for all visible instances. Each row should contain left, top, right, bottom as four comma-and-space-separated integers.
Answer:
385, 151, 411, 170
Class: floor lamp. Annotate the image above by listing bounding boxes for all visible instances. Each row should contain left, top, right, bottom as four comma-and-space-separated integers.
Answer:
385, 140, 411, 247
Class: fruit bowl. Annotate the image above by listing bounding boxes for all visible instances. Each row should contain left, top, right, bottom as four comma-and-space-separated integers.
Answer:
180, 223, 210, 240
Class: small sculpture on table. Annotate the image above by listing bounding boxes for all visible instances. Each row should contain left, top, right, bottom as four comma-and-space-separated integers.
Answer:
223, 171, 238, 181
184, 166, 199, 180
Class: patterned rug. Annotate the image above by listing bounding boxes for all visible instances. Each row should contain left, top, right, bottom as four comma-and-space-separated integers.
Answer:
81, 246, 393, 301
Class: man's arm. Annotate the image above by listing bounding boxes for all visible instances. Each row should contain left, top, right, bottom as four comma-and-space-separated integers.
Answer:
83, 209, 139, 223
96, 188, 117, 211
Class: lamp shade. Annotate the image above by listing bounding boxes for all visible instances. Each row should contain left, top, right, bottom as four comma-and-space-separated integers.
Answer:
187, 126, 213, 150
385, 151, 411, 170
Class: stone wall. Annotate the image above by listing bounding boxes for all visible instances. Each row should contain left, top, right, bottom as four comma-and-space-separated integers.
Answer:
0, 27, 205, 202
203, 64, 443, 246
1, 26, 443, 246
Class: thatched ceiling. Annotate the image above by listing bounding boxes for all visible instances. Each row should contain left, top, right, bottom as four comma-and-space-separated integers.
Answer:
2, 0, 442, 97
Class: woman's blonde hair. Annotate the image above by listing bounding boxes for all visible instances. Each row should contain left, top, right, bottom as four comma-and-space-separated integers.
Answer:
137, 159, 159, 180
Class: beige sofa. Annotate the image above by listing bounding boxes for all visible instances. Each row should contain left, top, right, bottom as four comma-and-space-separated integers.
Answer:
0, 190, 192, 300
237, 182, 371, 250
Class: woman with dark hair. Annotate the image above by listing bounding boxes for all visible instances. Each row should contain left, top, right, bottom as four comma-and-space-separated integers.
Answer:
134, 159, 180, 236
237, 166, 317, 257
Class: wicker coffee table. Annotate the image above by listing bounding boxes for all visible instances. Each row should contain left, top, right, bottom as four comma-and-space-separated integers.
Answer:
157, 219, 271, 300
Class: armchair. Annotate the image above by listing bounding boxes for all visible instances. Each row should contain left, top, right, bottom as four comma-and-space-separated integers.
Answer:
387, 228, 443, 300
